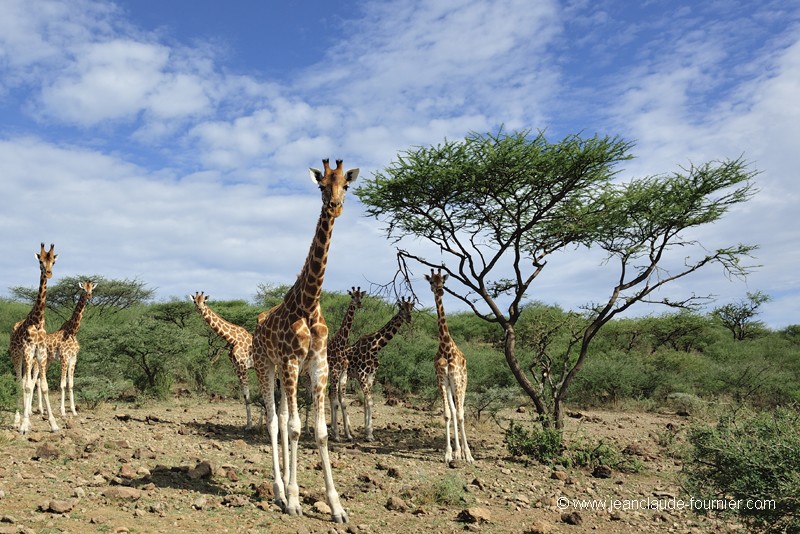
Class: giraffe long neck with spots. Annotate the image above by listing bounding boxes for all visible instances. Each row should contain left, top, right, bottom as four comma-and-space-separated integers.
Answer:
433, 289, 453, 349
58, 291, 90, 338
197, 300, 247, 346
24, 265, 49, 332
284, 207, 334, 316
330, 291, 361, 351
358, 306, 410, 352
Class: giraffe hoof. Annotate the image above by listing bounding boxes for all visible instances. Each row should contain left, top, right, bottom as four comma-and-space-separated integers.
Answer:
332, 510, 349, 523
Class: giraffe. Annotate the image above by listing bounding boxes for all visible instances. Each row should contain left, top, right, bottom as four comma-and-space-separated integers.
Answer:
327, 287, 365, 441
425, 268, 474, 463
9, 243, 59, 435
191, 291, 259, 430
39, 280, 96, 418
251, 158, 358, 523
339, 297, 413, 442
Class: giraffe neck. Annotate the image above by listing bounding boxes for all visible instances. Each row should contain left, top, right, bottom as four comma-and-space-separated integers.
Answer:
28, 269, 49, 328
331, 298, 359, 346
59, 292, 89, 337
361, 311, 408, 351
434, 293, 452, 345
198, 304, 243, 345
285, 207, 334, 314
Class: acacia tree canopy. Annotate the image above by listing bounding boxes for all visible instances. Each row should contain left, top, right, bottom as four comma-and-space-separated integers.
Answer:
357, 129, 759, 429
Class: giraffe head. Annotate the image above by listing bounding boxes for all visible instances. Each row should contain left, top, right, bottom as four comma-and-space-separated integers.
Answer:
425, 268, 448, 297
348, 286, 366, 309
309, 158, 359, 218
80, 280, 96, 300
36, 243, 57, 279
397, 296, 414, 322
190, 291, 209, 310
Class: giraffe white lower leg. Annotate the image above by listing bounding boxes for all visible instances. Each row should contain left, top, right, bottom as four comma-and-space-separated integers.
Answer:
60, 369, 68, 417
339, 373, 354, 440
284, 403, 303, 516
37, 369, 60, 432
262, 370, 286, 508
440, 385, 453, 462
329, 385, 340, 441
446, 386, 463, 460
242, 382, 253, 430
363, 381, 375, 441
457, 405, 474, 462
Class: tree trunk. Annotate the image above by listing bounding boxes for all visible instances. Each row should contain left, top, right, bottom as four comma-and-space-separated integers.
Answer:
502, 325, 552, 427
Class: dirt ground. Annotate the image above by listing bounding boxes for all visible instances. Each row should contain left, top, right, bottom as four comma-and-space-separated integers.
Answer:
0, 394, 743, 534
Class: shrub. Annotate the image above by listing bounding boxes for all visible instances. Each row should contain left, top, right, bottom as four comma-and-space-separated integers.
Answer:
684, 407, 800, 532
505, 421, 563, 463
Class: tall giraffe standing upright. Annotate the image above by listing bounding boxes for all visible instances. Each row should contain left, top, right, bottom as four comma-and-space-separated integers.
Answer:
339, 297, 413, 441
40, 280, 96, 417
328, 287, 365, 442
425, 269, 474, 463
252, 158, 358, 523
9, 243, 59, 435
191, 291, 258, 430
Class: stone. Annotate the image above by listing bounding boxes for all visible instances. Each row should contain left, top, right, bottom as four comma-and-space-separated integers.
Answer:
33, 443, 59, 460
103, 487, 142, 500
118, 464, 136, 479
457, 507, 492, 524
526, 520, 552, 534
561, 511, 583, 525
385, 496, 408, 512
592, 465, 612, 479
313, 500, 331, 515
188, 460, 213, 480
46, 499, 76, 513
551, 470, 569, 481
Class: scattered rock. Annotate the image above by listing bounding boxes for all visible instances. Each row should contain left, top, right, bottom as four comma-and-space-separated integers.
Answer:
192, 496, 208, 510
118, 464, 136, 479
470, 477, 485, 490
188, 460, 213, 480
551, 470, 569, 481
44, 499, 76, 513
457, 507, 492, 524
254, 481, 273, 500
561, 511, 583, 525
592, 465, 612, 479
385, 496, 408, 512
313, 500, 331, 515
526, 520, 552, 534
33, 442, 59, 460
623, 442, 646, 456
222, 494, 249, 507
103, 487, 142, 501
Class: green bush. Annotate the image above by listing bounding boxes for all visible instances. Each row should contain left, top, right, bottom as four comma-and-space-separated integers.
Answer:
505, 421, 563, 463
684, 407, 800, 532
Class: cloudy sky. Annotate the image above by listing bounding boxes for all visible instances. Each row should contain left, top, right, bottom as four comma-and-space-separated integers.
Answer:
1, 0, 798, 328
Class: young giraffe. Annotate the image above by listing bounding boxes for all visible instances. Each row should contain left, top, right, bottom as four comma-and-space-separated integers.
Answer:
328, 286, 365, 442
425, 269, 474, 463
10, 243, 59, 435
39, 280, 96, 418
252, 158, 358, 523
339, 297, 413, 441
191, 291, 258, 430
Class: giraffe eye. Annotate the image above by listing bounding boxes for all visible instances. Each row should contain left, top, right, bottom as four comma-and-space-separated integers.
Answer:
343, 184, 349, 191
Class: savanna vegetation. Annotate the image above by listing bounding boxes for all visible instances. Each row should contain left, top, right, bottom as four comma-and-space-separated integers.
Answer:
3, 129, 798, 531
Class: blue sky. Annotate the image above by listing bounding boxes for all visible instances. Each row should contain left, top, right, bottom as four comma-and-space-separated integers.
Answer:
1, 0, 798, 328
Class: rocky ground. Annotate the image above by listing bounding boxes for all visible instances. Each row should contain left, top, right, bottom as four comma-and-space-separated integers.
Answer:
0, 395, 744, 533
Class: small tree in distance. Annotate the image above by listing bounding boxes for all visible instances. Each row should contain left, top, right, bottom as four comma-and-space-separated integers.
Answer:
712, 290, 771, 341
356, 129, 758, 430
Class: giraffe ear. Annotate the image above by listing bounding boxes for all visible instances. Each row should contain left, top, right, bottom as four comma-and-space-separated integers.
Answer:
442, 274, 449, 282
424, 274, 431, 282
309, 167, 323, 184
345, 168, 359, 183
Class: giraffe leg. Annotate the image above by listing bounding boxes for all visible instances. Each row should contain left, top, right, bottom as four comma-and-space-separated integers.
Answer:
328, 369, 341, 441
439, 379, 454, 463
240, 371, 253, 431
68, 355, 78, 416
19, 348, 38, 435
260, 365, 287, 509
363, 374, 376, 442
60, 356, 69, 417
13, 355, 23, 430
338, 370, 354, 441
456, 383, 474, 463
36, 348, 60, 432
281, 364, 302, 516
446, 383, 463, 460
309, 345, 348, 522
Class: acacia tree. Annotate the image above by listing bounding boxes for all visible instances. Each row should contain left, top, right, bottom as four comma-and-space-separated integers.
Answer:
356, 129, 758, 429
712, 291, 770, 341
